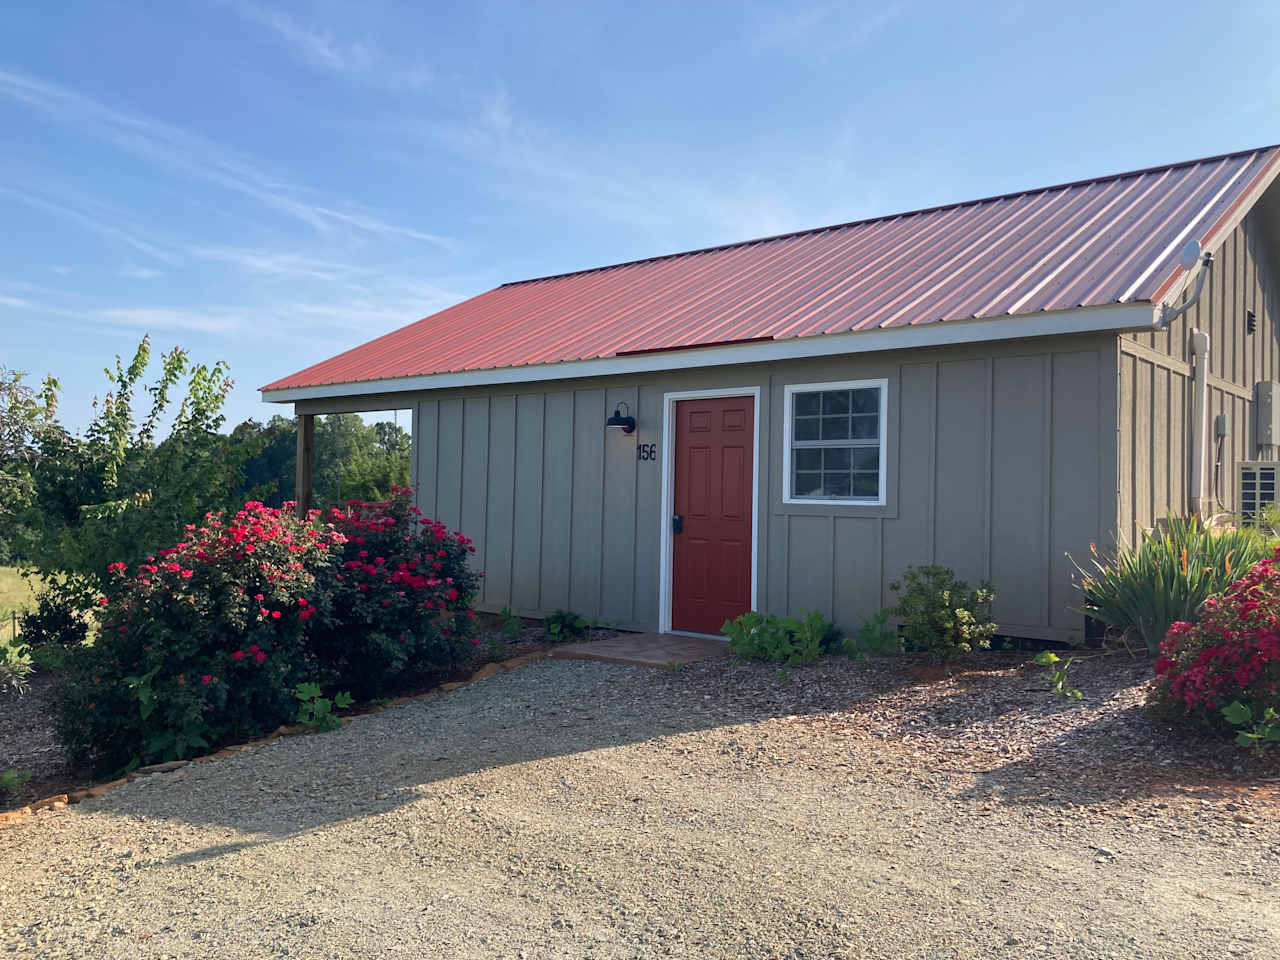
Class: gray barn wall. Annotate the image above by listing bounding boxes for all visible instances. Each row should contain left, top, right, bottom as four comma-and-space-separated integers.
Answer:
1118, 211, 1280, 543
401, 334, 1116, 643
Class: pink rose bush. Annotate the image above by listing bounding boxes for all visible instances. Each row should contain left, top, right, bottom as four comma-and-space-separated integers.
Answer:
299, 488, 480, 699
1151, 546, 1280, 735
54, 489, 479, 774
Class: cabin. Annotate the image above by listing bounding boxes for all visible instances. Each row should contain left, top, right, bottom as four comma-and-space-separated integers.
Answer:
263, 145, 1280, 643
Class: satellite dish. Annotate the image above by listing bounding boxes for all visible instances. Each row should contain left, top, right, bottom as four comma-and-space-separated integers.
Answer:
1180, 239, 1202, 271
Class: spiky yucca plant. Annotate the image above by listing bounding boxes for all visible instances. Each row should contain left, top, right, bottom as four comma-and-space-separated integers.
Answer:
1073, 516, 1273, 655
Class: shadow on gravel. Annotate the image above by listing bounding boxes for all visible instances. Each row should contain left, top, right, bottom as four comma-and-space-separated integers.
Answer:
89, 658, 774, 851
81, 651, 1277, 862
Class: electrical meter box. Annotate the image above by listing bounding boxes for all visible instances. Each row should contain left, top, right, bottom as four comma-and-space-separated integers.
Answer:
1254, 381, 1280, 447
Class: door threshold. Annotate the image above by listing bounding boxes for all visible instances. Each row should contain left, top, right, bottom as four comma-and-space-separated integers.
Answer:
667, 629, 728, 642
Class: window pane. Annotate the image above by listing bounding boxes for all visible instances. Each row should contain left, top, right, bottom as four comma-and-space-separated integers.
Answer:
851, 388, 879, 414
821, 390, 851, 414
851, 414, 878, 439
851, 448, 879, 472
823, 447, 851, 470
793, 471, 822, 496
794, 392, 821, 416
823, 472, 851, 497
852, 473, 879, 498
795, 448, 822, 471
821, 415, 850, 440
794, 416, 820, 441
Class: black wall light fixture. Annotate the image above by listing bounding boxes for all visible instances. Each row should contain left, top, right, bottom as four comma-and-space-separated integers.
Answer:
605, 400, 636, 434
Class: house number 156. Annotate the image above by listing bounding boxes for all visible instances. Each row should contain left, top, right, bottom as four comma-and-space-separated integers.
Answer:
636, 443, 657, 461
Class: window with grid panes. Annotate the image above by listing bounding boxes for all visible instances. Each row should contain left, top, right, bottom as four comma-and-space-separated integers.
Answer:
787, 382, 883, 502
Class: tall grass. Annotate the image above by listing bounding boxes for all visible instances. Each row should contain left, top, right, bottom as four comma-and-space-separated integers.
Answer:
0, 567, 39, 644
1073, 516, 1273, 655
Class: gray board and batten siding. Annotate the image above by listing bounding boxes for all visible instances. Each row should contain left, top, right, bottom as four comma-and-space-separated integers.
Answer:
338, 333, 1121, 645
1118, 211, 1280, 545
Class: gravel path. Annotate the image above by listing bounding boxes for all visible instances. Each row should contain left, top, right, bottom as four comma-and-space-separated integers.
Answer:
2, 655, 1277, 959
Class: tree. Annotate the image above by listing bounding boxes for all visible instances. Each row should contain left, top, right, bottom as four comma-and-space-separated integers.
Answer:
0, 367, 60, 518
17, 336, 246, 591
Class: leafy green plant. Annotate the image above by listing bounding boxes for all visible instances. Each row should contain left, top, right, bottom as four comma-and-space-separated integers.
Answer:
889, 565, 996, 660
27, 643, 68, 674
667, 660, 684, 673
1033, 650, 1082, 700
18, 591, 89, 649
0, 637, 32, 695
545, 609, 589, 643
842, 609, 900, 660
1221, 701, 1280, 756
485, 634, 509, 662
721, 609, 830, 665
1073, 516, 1271, 655
0, 768, 32, 797
499, 606, 523, 637
295, 682, 354, 733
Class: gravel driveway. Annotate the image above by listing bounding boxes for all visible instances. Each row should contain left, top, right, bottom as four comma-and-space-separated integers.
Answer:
2, 656, 1277, 959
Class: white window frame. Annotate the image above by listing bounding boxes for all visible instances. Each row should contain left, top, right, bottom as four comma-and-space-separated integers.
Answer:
782, 378, 888, 506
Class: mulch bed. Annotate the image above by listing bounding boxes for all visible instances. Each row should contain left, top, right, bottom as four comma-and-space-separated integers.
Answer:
646, 647, 1280, 809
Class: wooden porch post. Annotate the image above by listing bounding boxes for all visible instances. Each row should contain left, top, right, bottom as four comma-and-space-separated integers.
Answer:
296, 412, 314, 517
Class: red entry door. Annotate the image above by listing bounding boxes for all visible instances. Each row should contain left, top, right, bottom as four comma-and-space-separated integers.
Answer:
671, 396, 754, 635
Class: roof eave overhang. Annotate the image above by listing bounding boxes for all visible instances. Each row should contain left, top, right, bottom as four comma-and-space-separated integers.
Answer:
261, 301, 1158, 406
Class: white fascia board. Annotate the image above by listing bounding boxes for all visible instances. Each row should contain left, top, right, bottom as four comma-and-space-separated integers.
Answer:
260, 301, 1157, 404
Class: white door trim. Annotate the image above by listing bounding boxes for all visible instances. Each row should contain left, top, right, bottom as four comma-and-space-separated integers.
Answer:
658, 386, 762, 635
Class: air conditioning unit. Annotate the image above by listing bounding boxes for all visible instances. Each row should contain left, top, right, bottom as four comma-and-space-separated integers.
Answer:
1238, 461, 1280, 523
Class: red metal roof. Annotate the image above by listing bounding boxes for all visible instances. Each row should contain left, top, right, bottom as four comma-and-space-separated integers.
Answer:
264, 145, 1280, 393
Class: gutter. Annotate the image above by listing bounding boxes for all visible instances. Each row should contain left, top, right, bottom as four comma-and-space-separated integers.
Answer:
261, 301, 1158, 405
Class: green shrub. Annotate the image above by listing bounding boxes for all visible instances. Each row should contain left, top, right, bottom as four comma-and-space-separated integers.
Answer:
843, 610, 901, 660
0, 768, 31, 797
1074, 516, 1272, 655
28, 643, 68, 674
721, 609, 833, 665
889, 565, 996, 660
18, 590, 89, 648
545, 609, 588, 642
499, 606, 523, 637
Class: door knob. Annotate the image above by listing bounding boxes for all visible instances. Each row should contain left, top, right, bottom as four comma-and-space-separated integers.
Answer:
672, 514, 683, 534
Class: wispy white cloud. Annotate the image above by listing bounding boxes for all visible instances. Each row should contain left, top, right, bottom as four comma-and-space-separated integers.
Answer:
745, 0, 910, 56
0, 294, 32, 308
95, 306, 249, 335
227, 0, 433, 91
231, 1, 377, 74
118, 266, 164, 280
0, 183, 176, 262
0, 67, 449, 248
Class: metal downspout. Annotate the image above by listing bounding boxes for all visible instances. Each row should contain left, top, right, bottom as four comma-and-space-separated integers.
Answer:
1189, 330, 1210, 518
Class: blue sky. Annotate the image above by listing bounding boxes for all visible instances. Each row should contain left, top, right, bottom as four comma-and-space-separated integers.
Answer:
2, 0, 1277, 432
